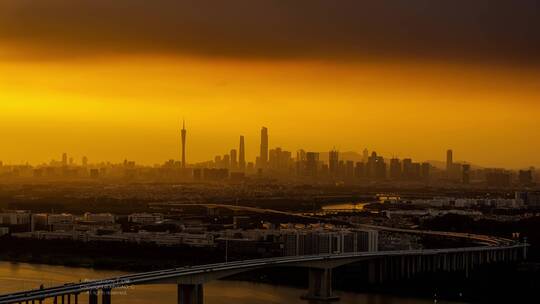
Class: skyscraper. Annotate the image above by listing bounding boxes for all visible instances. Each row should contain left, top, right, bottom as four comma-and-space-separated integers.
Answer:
230, 149, 238, 169
62, 153, 68, 167
402, 158, 413, 179
362, 148, 369, 163
260, 127, 268, 168
305, 152, 319, 177
462, 164, 471, 184
446, 149, 453, 173
390, 158, 401, 180
181, 120, 187, 169
239, 136, 246, 170
329, 149, 339, 177
222, 154, 230, 169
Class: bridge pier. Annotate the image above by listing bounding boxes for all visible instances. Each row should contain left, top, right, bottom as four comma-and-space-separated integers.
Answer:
368, 260, 379, 283
178, 284, 204, 304
302, 268, 339, 302
89, 289, 98, 304
102, 288, 112, 304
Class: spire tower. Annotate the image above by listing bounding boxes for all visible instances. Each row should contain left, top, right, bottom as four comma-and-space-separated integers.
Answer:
181, 119, 187, 169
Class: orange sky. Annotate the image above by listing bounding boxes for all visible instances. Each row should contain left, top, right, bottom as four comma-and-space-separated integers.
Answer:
1, 1, 539, 168
0, 55, 539, 168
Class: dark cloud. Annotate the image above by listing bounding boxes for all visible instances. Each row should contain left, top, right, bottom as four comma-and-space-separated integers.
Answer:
0, 0, 539, 64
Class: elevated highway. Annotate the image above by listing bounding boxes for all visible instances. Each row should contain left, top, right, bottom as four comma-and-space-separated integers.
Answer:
0, 243, 528, 304
151, 202, 514, 246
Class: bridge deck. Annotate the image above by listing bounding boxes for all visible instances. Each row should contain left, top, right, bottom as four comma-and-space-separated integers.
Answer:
0, 244, 526, 304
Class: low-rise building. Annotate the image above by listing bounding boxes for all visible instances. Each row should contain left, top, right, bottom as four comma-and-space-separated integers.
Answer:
84, 213, 115, 224
128, 213, 164, 224
0, 211, 31, 225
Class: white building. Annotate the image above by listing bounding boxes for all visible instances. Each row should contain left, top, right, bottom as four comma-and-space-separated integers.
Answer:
128, 213, 164, 224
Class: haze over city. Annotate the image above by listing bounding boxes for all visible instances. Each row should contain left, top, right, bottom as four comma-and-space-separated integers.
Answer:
1, 0, 539, 168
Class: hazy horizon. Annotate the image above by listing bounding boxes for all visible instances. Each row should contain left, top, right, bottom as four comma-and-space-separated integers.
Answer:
1, 1, 539, 168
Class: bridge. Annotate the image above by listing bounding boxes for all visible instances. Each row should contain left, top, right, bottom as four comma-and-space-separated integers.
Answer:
0, 242, 528, 304
0, 203, 529, 304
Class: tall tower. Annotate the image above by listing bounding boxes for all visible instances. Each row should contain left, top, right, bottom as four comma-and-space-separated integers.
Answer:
181, 120, 187, 169
446, 149, 453, 173
239, 136, 246, 170
260, 127, 268, 167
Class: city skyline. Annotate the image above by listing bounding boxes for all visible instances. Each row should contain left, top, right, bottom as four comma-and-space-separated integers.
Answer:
1, 1, 540, 169
0, 123, 536, 170
1, 64, 538, 169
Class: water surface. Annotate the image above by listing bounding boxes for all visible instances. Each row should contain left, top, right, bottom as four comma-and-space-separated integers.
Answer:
0, 262, 461, 303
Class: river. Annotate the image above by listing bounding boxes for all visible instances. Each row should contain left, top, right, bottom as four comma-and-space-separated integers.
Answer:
0, 262, 466, 304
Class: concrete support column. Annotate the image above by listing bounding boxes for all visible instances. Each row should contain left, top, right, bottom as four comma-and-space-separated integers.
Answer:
407, 256, 413, 279
102, 288, 112, 304
368, 260, 378, 283
302, 268, 339, 301
400, 256, 405, 279
380, 259, 385, 282
178, 284, 204, 304
391, 257, 398, 281
443, 254, 447, 271
89, 290, 98, 304
464, 253, 470, 278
